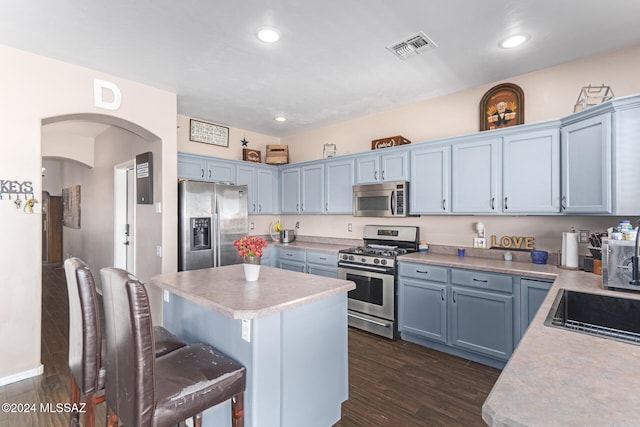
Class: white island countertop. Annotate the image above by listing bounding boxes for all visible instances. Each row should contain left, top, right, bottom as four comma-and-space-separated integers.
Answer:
399, 252, 640, 426
151, 264, 355, 320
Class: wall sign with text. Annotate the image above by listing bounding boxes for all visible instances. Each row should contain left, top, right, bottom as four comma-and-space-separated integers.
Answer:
189, 119, 229, 147
490, 235, 535, 250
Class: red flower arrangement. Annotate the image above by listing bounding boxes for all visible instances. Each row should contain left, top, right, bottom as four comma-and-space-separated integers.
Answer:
233, 236, 268, 258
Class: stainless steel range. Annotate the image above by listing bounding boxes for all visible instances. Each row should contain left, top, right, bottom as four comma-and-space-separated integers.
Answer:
338, 225, 419, 339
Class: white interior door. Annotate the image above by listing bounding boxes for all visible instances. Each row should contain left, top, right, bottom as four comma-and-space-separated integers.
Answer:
114, 161, 135, 272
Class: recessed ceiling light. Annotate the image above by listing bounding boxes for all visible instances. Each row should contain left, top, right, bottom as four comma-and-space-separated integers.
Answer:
499, 34, 529, 49
274, 116, 287, 122
257, 27, 280, 43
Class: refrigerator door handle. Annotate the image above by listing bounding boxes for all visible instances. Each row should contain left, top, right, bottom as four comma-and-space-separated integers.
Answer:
213, 213, 221, 267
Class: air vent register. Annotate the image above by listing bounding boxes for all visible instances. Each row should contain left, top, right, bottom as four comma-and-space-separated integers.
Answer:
386, 31, 437, 60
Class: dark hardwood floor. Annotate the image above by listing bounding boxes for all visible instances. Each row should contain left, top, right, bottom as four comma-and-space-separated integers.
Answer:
0, 264, 499, 427
335, 329, 500, 426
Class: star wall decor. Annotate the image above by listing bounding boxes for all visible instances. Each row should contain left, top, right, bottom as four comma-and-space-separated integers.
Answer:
241, 137, 249, 147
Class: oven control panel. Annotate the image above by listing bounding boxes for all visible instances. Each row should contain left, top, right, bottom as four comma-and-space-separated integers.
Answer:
339, 253, 392, 268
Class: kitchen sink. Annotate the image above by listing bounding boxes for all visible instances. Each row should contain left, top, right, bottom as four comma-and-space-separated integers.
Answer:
544, 289, 640, 345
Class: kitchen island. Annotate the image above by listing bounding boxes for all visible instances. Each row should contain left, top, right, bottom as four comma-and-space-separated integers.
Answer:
151, 264, 355, 427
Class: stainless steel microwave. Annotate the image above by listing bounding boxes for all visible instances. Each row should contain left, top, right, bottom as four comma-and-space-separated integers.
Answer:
352, 181, 409, 217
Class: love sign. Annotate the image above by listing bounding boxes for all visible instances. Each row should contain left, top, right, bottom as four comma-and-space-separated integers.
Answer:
490, 235, 535, 250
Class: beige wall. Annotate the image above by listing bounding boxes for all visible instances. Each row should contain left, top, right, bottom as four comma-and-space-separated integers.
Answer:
177, 114, 280, 160
0, 44, 177, 384
282, 44, 640, 162
273, 44, 640, 252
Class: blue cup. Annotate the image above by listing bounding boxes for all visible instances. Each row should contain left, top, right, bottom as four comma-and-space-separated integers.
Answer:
457, 248, 465, 257
531, 250, 548, 264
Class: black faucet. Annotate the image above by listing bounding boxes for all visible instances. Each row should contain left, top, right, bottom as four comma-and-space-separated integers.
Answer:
631, 220, 640, 286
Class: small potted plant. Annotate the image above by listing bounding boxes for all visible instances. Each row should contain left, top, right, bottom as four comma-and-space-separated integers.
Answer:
233, 236, 268, 281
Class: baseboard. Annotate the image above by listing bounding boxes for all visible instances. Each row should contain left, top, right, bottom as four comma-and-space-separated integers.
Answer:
0, 364, 44, 387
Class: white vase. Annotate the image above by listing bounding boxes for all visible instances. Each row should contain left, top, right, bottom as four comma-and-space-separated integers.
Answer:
243, 263, 261, 281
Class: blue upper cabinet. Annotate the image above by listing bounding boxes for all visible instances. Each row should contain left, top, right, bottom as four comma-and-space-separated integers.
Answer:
381, 151, 409, 182
560, 113, 612, 214
451, 138, 501, 213
206, 159, 235, 183
301, 164, 325, 214
325, 158, 354, 214
236, 164, 277, 214
355, 150, 409, 184
281, 166, 301, 214
502, 128, 560, 213
410, 145, 450, 214
178, 154, 207, 180
355, 153, 379, 184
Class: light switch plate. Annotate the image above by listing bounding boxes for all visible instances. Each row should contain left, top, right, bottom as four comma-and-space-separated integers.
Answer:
242, 319, 251, 342
579, 230, 589, 244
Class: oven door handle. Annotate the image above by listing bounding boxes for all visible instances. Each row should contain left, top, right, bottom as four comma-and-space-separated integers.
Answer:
338, 262, 391, 273
348, 312, 391, 328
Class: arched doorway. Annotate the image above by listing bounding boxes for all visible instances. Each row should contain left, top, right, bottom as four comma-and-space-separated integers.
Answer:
40, 113, 165, 368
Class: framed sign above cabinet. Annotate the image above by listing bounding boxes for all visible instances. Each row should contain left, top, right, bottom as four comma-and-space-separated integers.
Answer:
480, 83, 524, 131
189, 119, 229, 147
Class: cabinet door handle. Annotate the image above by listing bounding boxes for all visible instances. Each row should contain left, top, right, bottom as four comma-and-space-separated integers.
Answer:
374, 170, 378, 180
286, 253, 293, 257
301, 203, 304, 212
416, 270, 429, 274
491, 197, 495, 210
201, 169, 205, 178
209, 170, 212, 179
561, 196, 567, 210
452, 291, 457, 303
504, 197, 508, 210
325, 202, 328, 212
442, 199, 446, 211
473, 278, 488, 283
382, 170, 385, 180
258, 204, 262, 213
441, 288, 445, 301
252, 203, 256, 212
296, 204, 299, 212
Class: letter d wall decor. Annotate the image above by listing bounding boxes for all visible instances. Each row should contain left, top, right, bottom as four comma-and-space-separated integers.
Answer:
94, 78, 122, 110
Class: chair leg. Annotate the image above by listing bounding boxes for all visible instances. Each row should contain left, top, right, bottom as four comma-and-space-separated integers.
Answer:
106, 405, 119, 427
69, 376, 81, 427
193, 413, 202, 427
84, 392, 97, 427
231, 393, 244, 427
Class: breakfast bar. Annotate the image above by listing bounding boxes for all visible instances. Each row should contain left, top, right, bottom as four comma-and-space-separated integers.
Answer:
151, 264, 355, 427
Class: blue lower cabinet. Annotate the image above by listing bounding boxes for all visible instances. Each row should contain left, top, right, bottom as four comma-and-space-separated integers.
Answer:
520, 278, 553, 335
449, 286, 514, 360
398, 278, 447, 343
399, 262, 525, 368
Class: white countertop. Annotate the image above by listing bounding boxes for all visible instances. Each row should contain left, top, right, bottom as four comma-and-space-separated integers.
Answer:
151, 264, 355, 320
399, 252, 640, 426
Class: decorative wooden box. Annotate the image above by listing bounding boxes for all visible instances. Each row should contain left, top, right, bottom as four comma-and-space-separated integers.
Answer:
266, 145, 289, 164
371, 135, 411, 150
243, 148, 261, 163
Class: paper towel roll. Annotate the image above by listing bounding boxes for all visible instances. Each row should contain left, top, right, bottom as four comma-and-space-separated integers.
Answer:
563, 232, 579, 269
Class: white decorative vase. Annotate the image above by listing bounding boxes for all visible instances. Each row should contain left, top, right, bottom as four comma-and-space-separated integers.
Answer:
243, 256, 261, 281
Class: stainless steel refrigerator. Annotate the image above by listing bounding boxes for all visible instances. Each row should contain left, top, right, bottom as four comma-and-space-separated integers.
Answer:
178, 180, 249, 271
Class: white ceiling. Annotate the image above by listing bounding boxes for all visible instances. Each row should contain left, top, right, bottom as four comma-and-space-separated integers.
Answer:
2, 1, 640, 137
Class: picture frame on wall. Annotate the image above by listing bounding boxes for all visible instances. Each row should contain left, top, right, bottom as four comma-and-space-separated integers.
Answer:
62, 185, 81, 229
189, 119, 229, 147
480, 83, 524, 131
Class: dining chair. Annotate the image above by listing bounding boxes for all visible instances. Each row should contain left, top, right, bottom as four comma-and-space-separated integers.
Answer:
64, 258, 187, 427
100, 267, 246, 427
